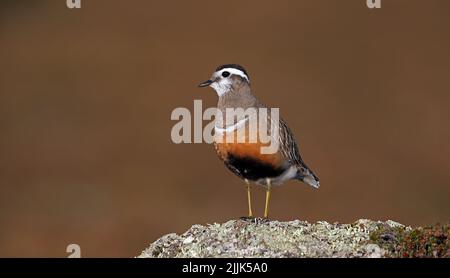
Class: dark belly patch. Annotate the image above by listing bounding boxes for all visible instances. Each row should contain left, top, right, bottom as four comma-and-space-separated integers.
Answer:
225, 154, 286, 181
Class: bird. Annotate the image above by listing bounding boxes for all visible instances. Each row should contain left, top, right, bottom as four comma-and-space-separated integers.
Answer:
198, 64, 319, 218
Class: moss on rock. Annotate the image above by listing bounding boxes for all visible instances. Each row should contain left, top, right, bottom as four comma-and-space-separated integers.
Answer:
369, 223, 449, 258
138, 219, 449, 258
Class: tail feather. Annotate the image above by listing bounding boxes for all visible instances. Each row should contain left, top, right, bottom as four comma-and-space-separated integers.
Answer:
296, 167, 320, 188
302, 174, 320, 188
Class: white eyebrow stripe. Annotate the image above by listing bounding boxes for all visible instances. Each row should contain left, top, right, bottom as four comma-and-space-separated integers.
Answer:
217, 68, 249, 82
214, 117, 249, 134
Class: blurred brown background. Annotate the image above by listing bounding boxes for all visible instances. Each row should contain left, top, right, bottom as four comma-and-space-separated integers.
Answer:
0, 0, 449, 257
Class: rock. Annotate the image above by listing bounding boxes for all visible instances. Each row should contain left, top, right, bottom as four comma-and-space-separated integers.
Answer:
138, 218, 447, 258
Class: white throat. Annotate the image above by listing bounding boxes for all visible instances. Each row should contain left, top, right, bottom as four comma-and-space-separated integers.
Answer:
210, 78, 232, 97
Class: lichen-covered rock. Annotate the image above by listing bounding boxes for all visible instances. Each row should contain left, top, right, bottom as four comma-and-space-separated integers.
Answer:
138, 218, 440, 258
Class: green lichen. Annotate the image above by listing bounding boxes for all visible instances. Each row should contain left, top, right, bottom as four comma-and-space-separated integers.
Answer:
139, 219, 406, 258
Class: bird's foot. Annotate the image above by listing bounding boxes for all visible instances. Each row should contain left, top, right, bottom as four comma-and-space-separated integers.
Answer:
240, 216, 256, 221
239, 216, 269, 224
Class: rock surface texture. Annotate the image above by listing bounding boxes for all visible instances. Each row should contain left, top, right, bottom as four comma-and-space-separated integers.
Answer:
138, 219, 449, 258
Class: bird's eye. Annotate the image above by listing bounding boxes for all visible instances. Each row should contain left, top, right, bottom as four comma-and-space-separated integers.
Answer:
222, 71, 230, 78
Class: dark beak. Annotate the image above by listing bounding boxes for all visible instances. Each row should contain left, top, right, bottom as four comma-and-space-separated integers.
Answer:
198, 80, 213, 87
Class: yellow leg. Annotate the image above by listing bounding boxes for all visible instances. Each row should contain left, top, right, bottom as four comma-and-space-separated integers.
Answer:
264, 179, 272, 218
245, 180, 253, 217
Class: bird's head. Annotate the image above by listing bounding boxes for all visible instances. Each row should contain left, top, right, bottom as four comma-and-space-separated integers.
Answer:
198, 64, 250, 96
